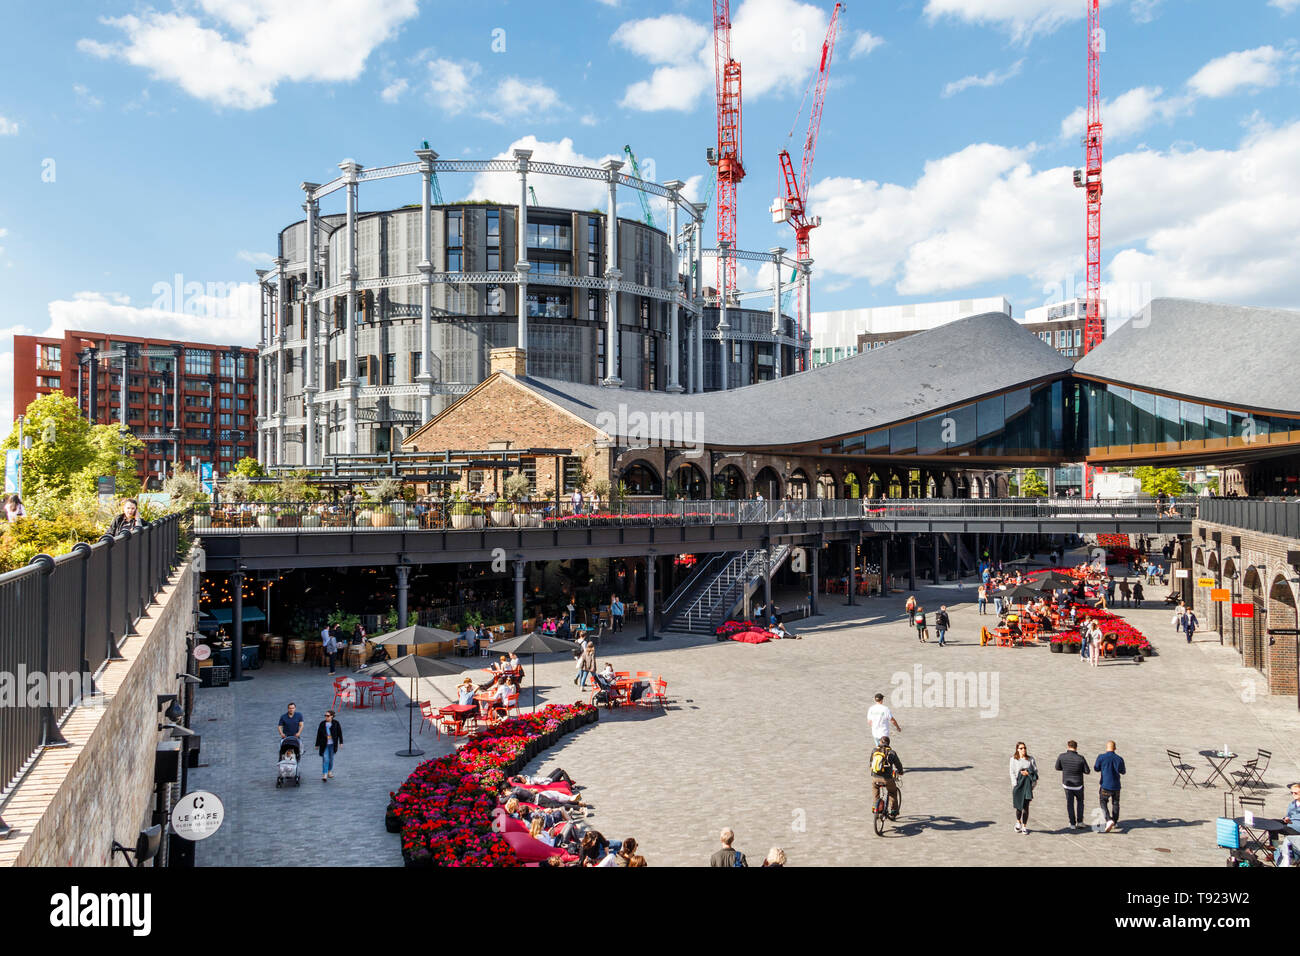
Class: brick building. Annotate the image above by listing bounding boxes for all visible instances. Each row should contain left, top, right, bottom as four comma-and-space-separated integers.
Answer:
12, 330, 258, 487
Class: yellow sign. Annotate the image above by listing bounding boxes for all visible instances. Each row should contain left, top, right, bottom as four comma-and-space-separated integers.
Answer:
1210, 588, 1230, 602
1197, 577, 1216, 588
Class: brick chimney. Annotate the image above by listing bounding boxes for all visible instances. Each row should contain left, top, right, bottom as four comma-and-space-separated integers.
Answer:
489, 347, 528, 377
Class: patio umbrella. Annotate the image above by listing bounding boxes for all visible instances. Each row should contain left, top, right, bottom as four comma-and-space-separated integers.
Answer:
367, 625, 463, 708
360, 653, 467, 757
991, 584, 1043, 603
474, 632, 579, 712
1029, 572, 1076, 590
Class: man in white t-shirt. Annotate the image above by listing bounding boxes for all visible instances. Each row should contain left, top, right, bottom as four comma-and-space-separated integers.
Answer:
867, 693, 901, 747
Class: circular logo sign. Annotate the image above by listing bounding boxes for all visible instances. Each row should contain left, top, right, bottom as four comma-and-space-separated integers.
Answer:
171, 790, 224, 841
193, 644, 211, 661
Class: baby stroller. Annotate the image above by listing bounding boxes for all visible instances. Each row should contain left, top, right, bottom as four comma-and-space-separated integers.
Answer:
276, 736, 302, 788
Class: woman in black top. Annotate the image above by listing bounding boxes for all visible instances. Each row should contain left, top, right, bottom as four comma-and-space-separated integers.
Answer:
108, 498, 147, 536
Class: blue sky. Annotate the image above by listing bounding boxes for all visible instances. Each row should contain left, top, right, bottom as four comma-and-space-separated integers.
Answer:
2, 0, 1299, 423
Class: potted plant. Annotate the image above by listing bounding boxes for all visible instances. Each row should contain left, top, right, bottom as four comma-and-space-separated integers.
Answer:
503, 473, 539, 528
369, 478, 403, 528
450, 500, 477, 530
490, 497, 513, 528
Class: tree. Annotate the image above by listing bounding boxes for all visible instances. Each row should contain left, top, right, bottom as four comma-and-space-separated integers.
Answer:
232, 456, 267, 479
1020, 471, 1049, 498
2, 393, 95, 499
79, 423, 143, 498
1134, 466, 1187, 496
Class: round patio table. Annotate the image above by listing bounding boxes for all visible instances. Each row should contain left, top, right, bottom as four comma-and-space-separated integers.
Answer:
1200, 750, 1238, 789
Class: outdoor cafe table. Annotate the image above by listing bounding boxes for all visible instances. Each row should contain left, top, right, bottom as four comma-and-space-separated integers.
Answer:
439, 703, 477, 736
351, 680, 377, 710
1200, 750, 1238, 789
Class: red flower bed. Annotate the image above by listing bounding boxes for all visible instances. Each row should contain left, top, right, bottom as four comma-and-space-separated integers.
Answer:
1065, 607, 1154, 655
387, 703, 598, 867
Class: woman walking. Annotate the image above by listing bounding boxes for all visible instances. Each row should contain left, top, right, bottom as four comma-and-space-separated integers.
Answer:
1010, 741, 1038, 834
1088, 621, 1103, 667
913, 605, 928, 643
315, 709, 343, 781
977, 584, 987, 615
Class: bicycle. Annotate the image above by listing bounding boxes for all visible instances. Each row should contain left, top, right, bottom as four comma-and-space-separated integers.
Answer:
872, 780, 901, 836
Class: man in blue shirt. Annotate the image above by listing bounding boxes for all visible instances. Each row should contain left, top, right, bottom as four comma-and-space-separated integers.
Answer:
1094, 740, 1126, 832
1274, 782, 1300, 865
610, 595, 624, 633
278, 702, 304, 740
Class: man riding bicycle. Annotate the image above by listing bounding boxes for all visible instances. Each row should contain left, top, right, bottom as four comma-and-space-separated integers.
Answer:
870, 735, 904, 819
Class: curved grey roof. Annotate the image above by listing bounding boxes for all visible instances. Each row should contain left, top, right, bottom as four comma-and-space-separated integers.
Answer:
521, 310, 1073, 447
1075, 298, 1300, 415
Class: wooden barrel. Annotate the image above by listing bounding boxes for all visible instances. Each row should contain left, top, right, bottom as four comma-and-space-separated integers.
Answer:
287, 638, 306, 664
346, 645, 363, 669
267, 635, 284, 661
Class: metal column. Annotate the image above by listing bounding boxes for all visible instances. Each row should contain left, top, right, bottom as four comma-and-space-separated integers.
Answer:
515, 148, 532, 354
303, 187, 320, 466
231, 570, 246, 682
395, 563, 409, 657
809, 543, 819, 615
414, 149, 436, 422
639, 556, 660, 642
933, 533, 941, 583
847, 537, 856, 606
908, 536, 917, 591
665, 181, 684, 392
770, 247, 785, 379
601, 158, 623, 386
514, 558, 526, 637
341, 159, 361, 453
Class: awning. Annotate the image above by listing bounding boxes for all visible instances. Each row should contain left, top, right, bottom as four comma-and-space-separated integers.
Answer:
208, 607, 267, 624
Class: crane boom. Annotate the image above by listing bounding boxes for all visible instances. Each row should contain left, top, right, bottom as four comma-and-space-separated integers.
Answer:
623, 145, 657, 229
772, 1, 841, 371
711, 0, 744, 295
1076, 0, 1103, 354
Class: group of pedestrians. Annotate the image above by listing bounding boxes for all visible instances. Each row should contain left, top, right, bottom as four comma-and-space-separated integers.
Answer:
278, 701, 343, 782
1009, 740, 1126, 834
904, 595, 951, 646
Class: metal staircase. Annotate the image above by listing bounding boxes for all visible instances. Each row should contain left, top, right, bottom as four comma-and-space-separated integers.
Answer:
665, 544, 792, 635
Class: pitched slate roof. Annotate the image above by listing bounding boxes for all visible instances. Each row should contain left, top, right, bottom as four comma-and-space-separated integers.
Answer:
516, 310, 1073, 447
1074, 298, 1300, 415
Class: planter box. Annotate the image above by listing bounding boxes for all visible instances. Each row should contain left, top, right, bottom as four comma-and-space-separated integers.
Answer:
450, 514, 484, 530
1050, 641, 1063, 653
277, 514, 301, 528
490, 510, 514, 527
371, 510, 399, 528
514, 513, 542, 528
256, 515, 275, 529
302, 515, 321, 528
194, 515, 211, 529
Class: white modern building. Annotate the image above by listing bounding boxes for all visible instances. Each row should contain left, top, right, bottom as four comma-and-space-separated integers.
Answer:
810, 297, 1012, 367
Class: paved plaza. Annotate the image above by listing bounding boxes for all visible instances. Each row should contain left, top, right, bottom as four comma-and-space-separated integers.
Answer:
191, 559, 1300, 867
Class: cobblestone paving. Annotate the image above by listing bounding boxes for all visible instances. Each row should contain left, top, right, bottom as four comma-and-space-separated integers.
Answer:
191, 559, 1300, 867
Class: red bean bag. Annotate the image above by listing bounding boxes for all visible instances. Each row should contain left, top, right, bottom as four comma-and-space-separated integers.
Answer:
510, 779, 573, 795
502, 831, 577, 864
729, 629, 773, 644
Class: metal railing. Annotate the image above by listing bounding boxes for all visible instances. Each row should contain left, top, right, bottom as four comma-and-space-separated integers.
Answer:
1199, 498, 1300, 539
0, 514, 182, 804
192, 496, 1199, 533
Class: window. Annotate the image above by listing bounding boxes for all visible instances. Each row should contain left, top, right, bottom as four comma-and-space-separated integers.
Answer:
527, 222, 572, 251
562, 457, 584, 493
237, 399, 248, 410
220, 413, 233, 426
587, 219, 601, 276
410, 351, 423, 378
446, 210, 463, 273
37, 376, 61, 388
39, 345, 61, 369
487, 249, 500, 271
588, 293, 600, 324
185, 349, 211, 375
527, 291, 571, 319
487, 210, 500, 241
1073, 328, 1083, 347
385, 353, 396, 385
487, 286, 505, 314
531, 260, 570, 275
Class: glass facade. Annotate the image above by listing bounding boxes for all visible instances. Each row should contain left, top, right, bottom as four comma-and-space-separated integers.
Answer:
1085, 382, 1300, 453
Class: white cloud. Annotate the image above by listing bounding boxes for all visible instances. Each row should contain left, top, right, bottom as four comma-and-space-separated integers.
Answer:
490, 78, 561, 118
1270, 0, 1300, 12
616, 0, 832, 111
1188, 46, 1286, 98
237, 250, 275, 267
1059, 85, 1191, 141
612, 14, 709, 65
807, 120, 1300, 313
78, 0, 418, 109
380, 77, 408, 102
942, 59, 1023, 97
0, 116, 17, 135
923, 0, 1087, 41
426, 58, 480, 114
465, 137, 622, 209
73, 83, 103, 109
579, 113, 599, 126
849, 31, 884, 59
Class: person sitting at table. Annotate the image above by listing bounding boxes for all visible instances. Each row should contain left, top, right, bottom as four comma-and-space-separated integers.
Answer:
508, 652, 523, 677
456, 676, 477, 707
556, 616, 572, 640
529, 816, 558, 848
490, 655, 509, 676
599, 662, 616, 683
460, 625, 478, 657
1005, 613, 1022, 638
488, 677, 515, 718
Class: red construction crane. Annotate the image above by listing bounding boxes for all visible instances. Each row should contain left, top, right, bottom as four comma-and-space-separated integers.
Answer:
773, 2, 842, 370
1073, 0, 1104, 499
1073, 0, 1103, 354
708, 0, 744, 296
